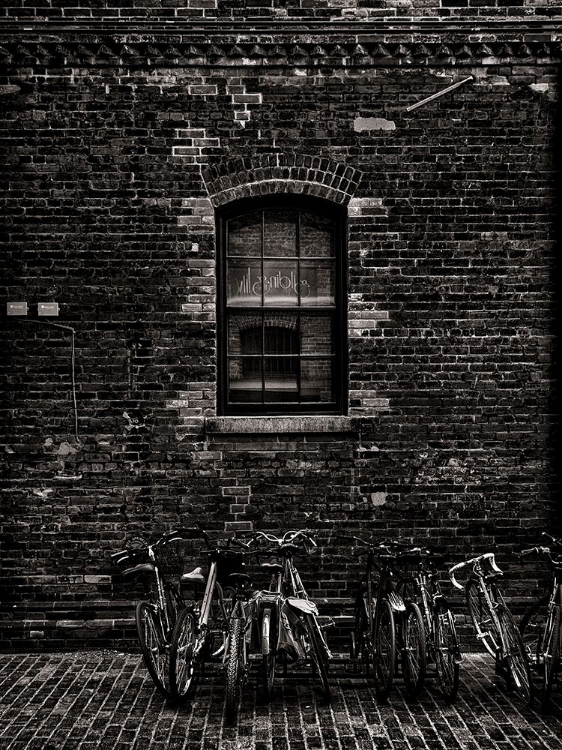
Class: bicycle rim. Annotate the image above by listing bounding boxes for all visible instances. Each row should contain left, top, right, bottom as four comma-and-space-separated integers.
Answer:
261, 608, 277, 701
542, 604, 560, 708
498, 607, 534, 706
434, 600, 460, 702
304, 613, 331, 701
519, 594, 549, 670
402, 602, 427, 698
169, 608, 197, 701
466, 580, 500, 658
136, 601, 170, 698
225, 618, 244, 724
372, 598, 396, 702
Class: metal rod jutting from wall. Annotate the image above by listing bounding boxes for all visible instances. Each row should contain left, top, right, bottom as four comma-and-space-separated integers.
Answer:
405, 76, 474, 112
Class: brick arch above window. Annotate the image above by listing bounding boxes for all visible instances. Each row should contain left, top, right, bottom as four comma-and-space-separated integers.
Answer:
202, 154, 362, 208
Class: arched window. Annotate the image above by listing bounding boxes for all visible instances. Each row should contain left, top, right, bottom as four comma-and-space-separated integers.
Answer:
217, 195, 347, 415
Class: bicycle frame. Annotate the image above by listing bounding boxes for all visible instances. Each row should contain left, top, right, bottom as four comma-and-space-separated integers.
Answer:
450, 551, 533, 705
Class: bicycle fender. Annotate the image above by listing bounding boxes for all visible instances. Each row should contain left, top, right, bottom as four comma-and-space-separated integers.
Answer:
286, 597, 319, 616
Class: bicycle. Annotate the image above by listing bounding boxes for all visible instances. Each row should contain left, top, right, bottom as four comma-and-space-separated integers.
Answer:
519, 532, 562, 709
449, 552, 533, 706
168, 527, 245, 701
398, 546, 462, 702
252, 529, 333, 702
112, 528, 195, 698
349, 538, 426, 702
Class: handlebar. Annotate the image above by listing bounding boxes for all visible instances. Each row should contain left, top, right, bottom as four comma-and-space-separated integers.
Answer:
448, 552, 503, 590
251, 529, 317, 549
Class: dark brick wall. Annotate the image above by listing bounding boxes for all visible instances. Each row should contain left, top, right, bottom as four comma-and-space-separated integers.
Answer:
0, 23, 560, 649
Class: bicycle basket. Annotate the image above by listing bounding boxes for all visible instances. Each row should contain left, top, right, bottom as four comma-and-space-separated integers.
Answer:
155, 540, 185, 577
216, 549, 244, 585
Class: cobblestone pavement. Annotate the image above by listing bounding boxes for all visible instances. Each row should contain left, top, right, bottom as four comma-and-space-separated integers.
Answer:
0, 652, 561, 750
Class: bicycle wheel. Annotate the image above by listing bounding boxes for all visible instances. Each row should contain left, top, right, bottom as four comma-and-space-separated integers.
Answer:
542, 604, 560, 708
225, 617, 245, 724
434, 599, 460, 702
401, 601, 427, 698
136, 601, 170, 697
303, 613, 331, 700
519, 594, 549, 669
169, 608, 197, 701
165, 585, 182, 632
466, 580, 500, 657
372, 598, 396, 702
351, 591, 368, 663
261, 606, 278, 700
498, 606, 534, 706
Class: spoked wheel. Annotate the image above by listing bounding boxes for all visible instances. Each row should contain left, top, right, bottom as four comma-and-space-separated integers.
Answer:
542, 604, 560, 709
303, 613, 331, 701
498, 607, 534, 706
519, 595, 549, 671
466, 580, 500, 658
401, 601, 427, 698
261, 607, 278, 700
169, 608, 198, 701
372, 598, 396, 703
225, 618, 245, 724
434, 600, 461, 702
136, 601, 171, 698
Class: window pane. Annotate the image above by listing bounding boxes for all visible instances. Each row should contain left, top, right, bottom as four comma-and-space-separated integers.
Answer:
301, 315, 333, 355
300, 359, 334, 403
301, 213, 335, 258
300, 262, 335, 307
228, 313, 262, 357
227, 212, 262, 257
264, 358, 299, 402
228, 358, 263, 403
227, 260, 263, 306
264, 210, 297, 257
262, 260, 300, 307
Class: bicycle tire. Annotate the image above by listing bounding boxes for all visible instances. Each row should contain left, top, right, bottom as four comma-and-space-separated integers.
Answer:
466, 579, 500, 658
165, 585, 182, 633
303, 613, 331, 701
434, 599, 460, 702
401, 601, 427, 698
519, 594, 549, 669
498, 606, 534, 706
542, 603, 560, 708
225, 617, 244, 724
352, 590, 367, 663
261, 607, 277, 700
169, 608, 197, 701
372, 598, 396, 703
136, 601, 170, 698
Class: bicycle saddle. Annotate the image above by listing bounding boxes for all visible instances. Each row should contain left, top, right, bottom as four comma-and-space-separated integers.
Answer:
261, 562, 284, 574
180, 567, 206, 585
120, 563, 155, 579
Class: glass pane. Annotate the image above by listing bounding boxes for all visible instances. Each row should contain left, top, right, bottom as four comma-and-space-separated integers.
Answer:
264, 210, 297, 257
263, 321, 299, 355
264, 357, 299, 402
227, 260, 263, 306
227, 212, 262, 257
300, 262, 335, 307
301, 213, 335, 258
300, 359, 334, 403
228, 314, 262, 357
228, 358, 263, 403
262, 260, 299, 307
300, 315, 333, 355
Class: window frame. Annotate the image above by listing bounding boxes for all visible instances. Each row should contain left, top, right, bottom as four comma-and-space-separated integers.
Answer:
217, 194, 348, 417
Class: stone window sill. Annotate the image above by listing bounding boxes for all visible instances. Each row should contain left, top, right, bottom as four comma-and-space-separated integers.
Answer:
204, 416, 356, 434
